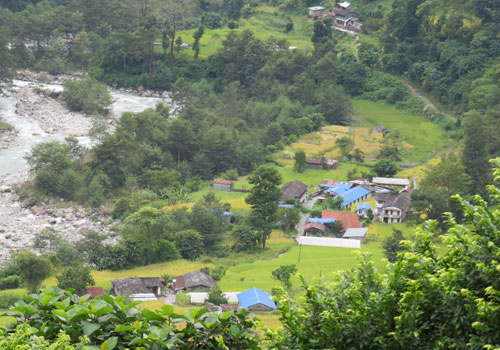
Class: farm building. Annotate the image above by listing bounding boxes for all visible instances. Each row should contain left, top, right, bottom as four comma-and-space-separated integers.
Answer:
322, 211, 362, 231
322, 183, 373, 208
308, 5, 324, 18
110, 278, 162, 300
304, 222, 327, 235
212, 178, 234, 191
281, 180, 308, 203
305, 158, 338, 170
375, 192, 412, 223
356, 203, 372, 218
333, 1, 363, 31
237, 288, 276, 311
372, 177, 410, 187
172, 271, 216, 291
342, 227, 368, 241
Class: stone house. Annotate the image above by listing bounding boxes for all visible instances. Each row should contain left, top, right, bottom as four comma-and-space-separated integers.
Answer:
375, 192, 411, 223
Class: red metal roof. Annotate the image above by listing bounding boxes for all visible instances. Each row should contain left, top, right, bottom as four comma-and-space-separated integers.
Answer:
321, 179, 338, 186
213, 179, 234, 185
304, 222, 327, 232
321, 211, 361, 231
85, 286, 105, 298
306, 158, 322, 164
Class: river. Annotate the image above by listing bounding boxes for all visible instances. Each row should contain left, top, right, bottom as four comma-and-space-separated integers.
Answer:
0, 80, 170, 176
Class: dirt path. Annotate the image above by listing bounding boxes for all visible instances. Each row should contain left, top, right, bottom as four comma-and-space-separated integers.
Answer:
403, 81, 457, 122
295, 196, 320, 241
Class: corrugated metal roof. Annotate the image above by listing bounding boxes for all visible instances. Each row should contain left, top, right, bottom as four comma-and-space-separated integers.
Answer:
341, 186, 371, 207
237, 288, 276, 310
308, 218, 336, 224
372, 177, 410, 186
324, 183, 352, 195
322, 211, 361, 230
343, 228, 368, 238
356, 203, 372, 211
304, 222, 327, 232
213, 179, 233, 185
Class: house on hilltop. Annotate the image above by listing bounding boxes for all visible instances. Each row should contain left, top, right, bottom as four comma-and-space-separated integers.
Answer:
111, 278, 163, 300
375, 192, 411, 223
172, 271, 216, 291
281, 180, 308, 204
333, 1, 363, 31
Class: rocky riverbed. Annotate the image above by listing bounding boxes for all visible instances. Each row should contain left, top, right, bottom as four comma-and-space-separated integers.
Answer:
0, 171, 119, 261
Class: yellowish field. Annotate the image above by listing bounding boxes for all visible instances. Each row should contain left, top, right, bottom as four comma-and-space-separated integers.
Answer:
278, 124, 389, 164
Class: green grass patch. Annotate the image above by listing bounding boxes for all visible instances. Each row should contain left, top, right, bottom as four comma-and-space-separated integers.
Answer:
176, 6, 314, 57
353, 99, 448, 163
218, 222, 414, 292
0, 120, 13, 132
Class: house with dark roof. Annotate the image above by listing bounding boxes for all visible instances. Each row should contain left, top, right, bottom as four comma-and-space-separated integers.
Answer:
237, 288, 276, 311
111, 278, 162, 300
172, 271, 216, 291
305, 158, 338, 170
213, 179, 234, 191
375, 192, 411, 223
281, 180, 308, 203
322, 211, 361, 232
333, 1, 363, 31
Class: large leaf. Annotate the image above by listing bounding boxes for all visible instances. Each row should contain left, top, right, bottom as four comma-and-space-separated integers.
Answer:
113, 324, 135, 332
101, 336, 118, 350
81, 321, 100, 336
142, 309, 164, 321
52, 309, 68, 320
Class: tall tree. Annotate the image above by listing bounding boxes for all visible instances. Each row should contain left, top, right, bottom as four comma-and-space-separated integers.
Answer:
245, 165, 282, 248
15, 252, 51, 292
294, 149, 306, 173
463, 111, 491, 197
192, 24, 204, 59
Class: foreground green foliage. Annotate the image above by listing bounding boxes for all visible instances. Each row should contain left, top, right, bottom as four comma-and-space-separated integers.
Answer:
0, 324, 88, 350
5, 288, 261, 349
270, 159, 500, 350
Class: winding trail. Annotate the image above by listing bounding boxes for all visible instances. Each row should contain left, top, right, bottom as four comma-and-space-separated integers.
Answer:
403, 81, 457, 122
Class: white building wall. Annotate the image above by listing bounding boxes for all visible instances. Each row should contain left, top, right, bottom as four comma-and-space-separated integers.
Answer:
298, 236, 360, 249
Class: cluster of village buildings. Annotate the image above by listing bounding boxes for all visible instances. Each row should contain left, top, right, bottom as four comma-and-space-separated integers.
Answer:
309, 2, 364, 32
280, 175, 412, 242
86, 271, 276, 312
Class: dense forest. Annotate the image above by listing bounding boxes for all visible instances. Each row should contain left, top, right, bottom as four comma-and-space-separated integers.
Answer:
1, 0, 500, 348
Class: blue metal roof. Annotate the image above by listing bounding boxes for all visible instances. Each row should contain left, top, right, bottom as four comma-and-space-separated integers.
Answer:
323, 183, 352, 195
222, 211, 238, 217
237, 288, 276, 310
341, 186, 371, 207
356, 203, 372, 211
308, 217, 336, 224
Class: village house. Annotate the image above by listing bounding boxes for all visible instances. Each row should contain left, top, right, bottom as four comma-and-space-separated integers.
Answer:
321, 182, 373, 209
304, 222, 327, 236
281, 180, 308, 204
356, 203, 372, 218
172, 271, 216, 291
308, 6, 324, 18
237, 287, 277, 311
375, 192, 412, 223
333, 1, 363, 31
110, 278, 163, 300
322, 210, 362, 232
212, 178, 234, 191
342, 227, 368, 241
305, 157, 339, 170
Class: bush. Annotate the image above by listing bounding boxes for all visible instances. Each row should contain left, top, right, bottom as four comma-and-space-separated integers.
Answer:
174, 230, 204, 260
0, 276, 21, 290
0, 292, 22, 308
207, 287, 228, 305
61, 77, 111, 116
56, 263, 95, 294
227, 21, 239, 29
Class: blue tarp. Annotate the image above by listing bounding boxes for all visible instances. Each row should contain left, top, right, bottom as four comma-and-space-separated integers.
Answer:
237, 288, 277, 310
308, 217, 336, 224
222, 211, 238, 217
356, 203, 372, 211
341, 187, 371, 207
